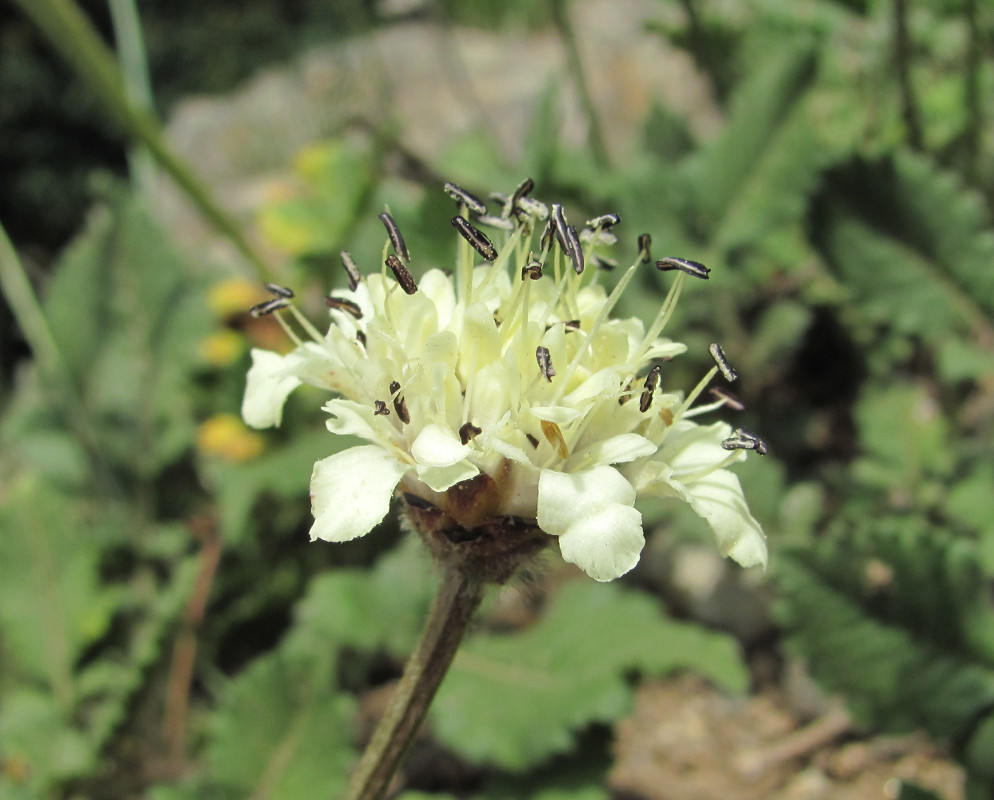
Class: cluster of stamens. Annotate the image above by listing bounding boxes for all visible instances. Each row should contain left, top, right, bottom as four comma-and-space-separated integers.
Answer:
248, 177, 767, 506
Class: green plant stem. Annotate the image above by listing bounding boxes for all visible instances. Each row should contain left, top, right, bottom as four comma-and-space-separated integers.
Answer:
342, 560, 485, 800
550, 0, 610, 168
893, 0, 923, 150
10, 0, 275, 281
107, 0, 157, 201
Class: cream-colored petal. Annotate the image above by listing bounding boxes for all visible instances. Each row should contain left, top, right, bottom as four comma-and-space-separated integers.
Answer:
416, 460, 480, 492
571, 433, 657, 469
242, 348, 302, 429
411, 423, 471, 467
681, 469, 768, 568
558, 502, 644, 582
309, 445, 408, 542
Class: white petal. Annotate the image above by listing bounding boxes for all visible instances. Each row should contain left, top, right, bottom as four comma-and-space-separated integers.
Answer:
242, 349, 302, 429
309, 445, 408, 542
537, 466, 644, 581
681, 469, 768, 569
657, 421, 742, 472
572, 433, 657, 468
416, 460, 480, 492
529, 406, 583, 425
411, 423, 471, 467
324, 399, 393, 445
558, 503, 644, 582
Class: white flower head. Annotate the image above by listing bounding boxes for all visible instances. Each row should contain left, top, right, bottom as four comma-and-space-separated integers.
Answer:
242, 184, 767, 582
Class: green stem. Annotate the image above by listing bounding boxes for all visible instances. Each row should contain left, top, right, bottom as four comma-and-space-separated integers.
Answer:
893, 0, 923, 150
10, 0, 275, 281
343, 560, 485, 800
107, 0, 157, 201
550, 0, 610, 168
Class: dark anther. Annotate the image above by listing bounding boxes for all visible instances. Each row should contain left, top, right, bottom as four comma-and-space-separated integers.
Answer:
403, 492, 437, 510
709, 386, 745, 410
536, 346, 555, 382
656, 256, 710, 280
341, 251, 362, 291
459, 422, 482, 444
585, 213, 621, 230
356, 330, 367, 347
389, 380, 410, 423
511, 177, 535, 210
250, 297, 290, 317
443, 181, 487, 215
721, 428, 768, 456
526, 433, 539, 448
451, 215, 498, 262
374, 400, 390, 415
593, 256, 617, 271
264, 283, 294, 298
521, 262, 543, 281
378, 212, 410, 263
538, 220, 554, 254
386, 253, 418, 294
618, 380, 633, 405
566, 225, 584, 274
517, 197, 549, 219
564, 319, 581, 332
325, 295, 363, 319
637, 233, 652, 264
640, 365, 661, 412
552, 203, 572, 256
708, 343, 738, 382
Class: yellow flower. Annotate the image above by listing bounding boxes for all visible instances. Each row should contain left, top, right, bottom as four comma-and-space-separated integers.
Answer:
198, 414, 265, 462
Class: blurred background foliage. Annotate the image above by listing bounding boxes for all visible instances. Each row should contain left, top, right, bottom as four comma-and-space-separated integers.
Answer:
1, 0, 993, 798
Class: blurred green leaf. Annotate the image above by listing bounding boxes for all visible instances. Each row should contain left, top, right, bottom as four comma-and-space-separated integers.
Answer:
206, 649, 358, 800
777, 522, 994, 742
431, 581, 747, 770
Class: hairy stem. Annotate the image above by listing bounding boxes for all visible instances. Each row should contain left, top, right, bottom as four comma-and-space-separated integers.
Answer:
343, 560, 485, 800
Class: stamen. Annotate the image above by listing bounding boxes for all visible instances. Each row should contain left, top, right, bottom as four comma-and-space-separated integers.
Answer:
451, 215, 498, 262
708, 343, 738, 382
637, 233, 652, 264
517, 197, 549, 220
325, 295, 363, 319
526, 433, 539, 448
540, 219, 555, 253
250, 297, 290, 317
722, 428, 769, 456
374, 400, 390, 416
265, 283, 294, 298
356, 330, 367, 347
536, 346, 556, 382
618, 379, 633, 405
541, 419, 570, 459
552, 203, 572, 255
459, 422, 482, 444
709, 386, 745, 410
656, 257, 710, 280
474, 214, 515, 231
593, 255, 617, 271
521, 262, 543, 281
511, 177, 535, 210
564, 319, 581, 332
389, 380, 410, 423
586, 213, 621, 230
640, 365, 661, 412
386, 254, 418, 294
341, 251, 362, 291
443, 181, 487, 215
378, 212, 410, 263
566, 225, 584, 274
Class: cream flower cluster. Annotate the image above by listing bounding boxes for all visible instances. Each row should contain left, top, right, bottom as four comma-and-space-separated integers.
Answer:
242, 182, 767, 581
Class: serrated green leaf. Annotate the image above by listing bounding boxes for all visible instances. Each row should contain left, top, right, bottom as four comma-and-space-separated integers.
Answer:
206, 650, 357, 800
854, 383, 953, 483
430, 581, 747, 770
776, 524, 994, 741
